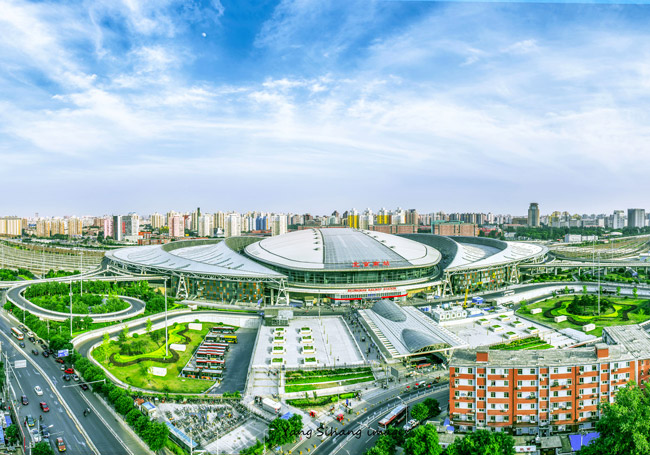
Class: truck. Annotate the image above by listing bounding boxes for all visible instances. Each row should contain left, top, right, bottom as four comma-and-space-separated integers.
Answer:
261, 398, 281, 414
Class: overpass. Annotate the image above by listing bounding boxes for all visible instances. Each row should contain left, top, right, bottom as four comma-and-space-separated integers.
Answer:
520, 260, 650, 275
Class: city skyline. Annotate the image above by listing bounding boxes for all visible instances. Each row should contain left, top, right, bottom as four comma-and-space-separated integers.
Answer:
3, 1, 650, 213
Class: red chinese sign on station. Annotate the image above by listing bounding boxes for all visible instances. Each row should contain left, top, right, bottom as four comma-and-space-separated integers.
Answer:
352, 260, 390, 268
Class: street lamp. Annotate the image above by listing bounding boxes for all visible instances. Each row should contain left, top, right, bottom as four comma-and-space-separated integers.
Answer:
80, 251, 83, 296
165, 277, 168, 357
70, 279, 73, 337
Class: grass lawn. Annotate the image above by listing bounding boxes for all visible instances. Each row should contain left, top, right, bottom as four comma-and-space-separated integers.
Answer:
490, 336, 553, 350
285, 377, 374, 393
96, 323, 213, 393
518, 296, 650, 337
286, 372, 375, 385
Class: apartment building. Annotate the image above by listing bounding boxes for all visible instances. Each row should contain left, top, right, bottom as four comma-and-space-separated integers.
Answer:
449, 325, 650, 436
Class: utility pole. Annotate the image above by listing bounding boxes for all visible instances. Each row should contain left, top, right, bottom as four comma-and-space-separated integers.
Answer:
598, 252, 601, 316
70, 279, 73, 337
165, 277, 168, 357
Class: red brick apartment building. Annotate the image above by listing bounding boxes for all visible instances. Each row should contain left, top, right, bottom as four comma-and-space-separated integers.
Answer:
449, 325, 650, 436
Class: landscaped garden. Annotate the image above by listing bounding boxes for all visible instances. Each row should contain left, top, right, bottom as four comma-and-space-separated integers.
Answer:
518, 293, 650, 337
287, 391, 358, 408
95, 321, 214, 393
284, 367, 375, 393
490, 336, 553, 350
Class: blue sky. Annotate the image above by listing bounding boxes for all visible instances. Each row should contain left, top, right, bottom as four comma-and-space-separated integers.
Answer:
2, 0, 650, 217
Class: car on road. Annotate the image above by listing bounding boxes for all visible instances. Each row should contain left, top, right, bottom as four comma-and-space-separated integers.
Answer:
42, 350, 49, 358
56, 437, 66, 452
21, 395, 28, 405
72, 374, 79, 382
25, 415, 34, 427
19, 341, 25, 348
55, 358, 64, 364
31, 428, 41, 443
19, 325, 27, 332
40, 402, 49, 412
26, 331, 34, 338
62, 374, 71, 381
361, 337, 366, 342
32, 349, 39, 356
79, 382, 89, 391
28, 336, 35, 342
64, 368, 74, 375
34, 386, 43, 396
59, 365, 66, 371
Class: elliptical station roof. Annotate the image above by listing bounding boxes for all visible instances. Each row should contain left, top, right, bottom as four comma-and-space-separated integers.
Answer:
244, 228, 441, 271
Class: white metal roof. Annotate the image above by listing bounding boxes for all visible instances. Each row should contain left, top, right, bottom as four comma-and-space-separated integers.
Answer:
244, 228, 441, 270
107, 241, 284, 278
447, 241, 547, 271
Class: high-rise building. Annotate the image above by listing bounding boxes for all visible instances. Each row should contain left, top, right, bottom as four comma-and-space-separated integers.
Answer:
0, 216, 22, 237
169, 216, 183, 238
225, 213, 241, 238
628, 208, 646, 228
36, 219, 51, 237
51, 218, 66, 236
150, 213, 164, 230
124, 213, 140, 237
112, 215, 123, 241
103, 217, 113, 238
198, 215, 213, 237
68, 217, 83, 236
191, 207, 201, 232
405, 209, 419, 226
213, 211, 225, 231
271, 215, 288, 236
528, 203, 540, 227
347, 208, 359, 229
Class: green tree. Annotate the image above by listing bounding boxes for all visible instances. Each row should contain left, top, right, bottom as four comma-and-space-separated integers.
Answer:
423, 398, 440, 418
364, 447, 389, 455
118, 324, 129, 343
633, 287, 638, 299
288, 414, 303, 439
410, 402, 429, 422
580, 382, 650, 455
5, 424, 19, 444
102, 332, 110, 350
126, 408, 142, 427
146, 318, 153, 336
617, 286, 622, 297
240, 439, 266, 455
583, 285, 588, 294
403, 424, 442, 455
384, 426, 406, 447
134, 415, 151, 435
266, 418, 294, 447
116, 395, 134, 415
142, 420, 170, 451
445, 429, 515, 455
32, 442, 54, 455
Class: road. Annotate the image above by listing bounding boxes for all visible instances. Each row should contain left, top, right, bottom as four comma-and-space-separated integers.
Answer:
292, 385, 449, 455
0, 312, 150, 455
6, 283, 146, 322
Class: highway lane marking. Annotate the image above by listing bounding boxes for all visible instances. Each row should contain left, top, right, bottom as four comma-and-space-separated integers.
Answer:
0, 324, 100, 455
76, 389, 135, 455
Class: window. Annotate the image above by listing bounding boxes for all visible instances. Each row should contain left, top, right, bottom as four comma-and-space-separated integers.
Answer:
553, 368, 558, 374
491, 369, 496, 374
505, 381, 509, 386
490, 392, 496, 398
518, 369, 523, 374
530, 369, 535, 374
567, 367, 572, 373
517, 392, 522, 398
504, 369, 509, 374
504, 392, 509, 398
468, 368, 474, 374
518, 380, 522, 387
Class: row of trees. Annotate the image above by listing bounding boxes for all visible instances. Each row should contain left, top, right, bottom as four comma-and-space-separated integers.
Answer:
72, 355, 169, 451
410, 398, 441, 422
0, 267, 35, 281
22, 280, 173, 317
241, 415, 304, 455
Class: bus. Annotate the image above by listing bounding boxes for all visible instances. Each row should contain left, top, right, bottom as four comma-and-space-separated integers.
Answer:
211, 326, 236, 334
378, 405, 407, 428
222, 335, 238, 344
503, 290, 515, 297
11, 327, 24, 340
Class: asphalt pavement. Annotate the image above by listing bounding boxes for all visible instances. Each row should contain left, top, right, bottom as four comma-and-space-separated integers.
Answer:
0, 311, 151, 455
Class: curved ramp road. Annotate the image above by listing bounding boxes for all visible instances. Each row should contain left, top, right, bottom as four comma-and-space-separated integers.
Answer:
6, 283, 146, 322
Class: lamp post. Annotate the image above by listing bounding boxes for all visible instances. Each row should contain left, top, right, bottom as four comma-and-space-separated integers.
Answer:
80, 251, 83, 296
70, 279, 73, 337
165, 277, 168, 357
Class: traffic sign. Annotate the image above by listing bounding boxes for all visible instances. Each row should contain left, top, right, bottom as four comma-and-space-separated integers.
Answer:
57, 349, 69, 358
